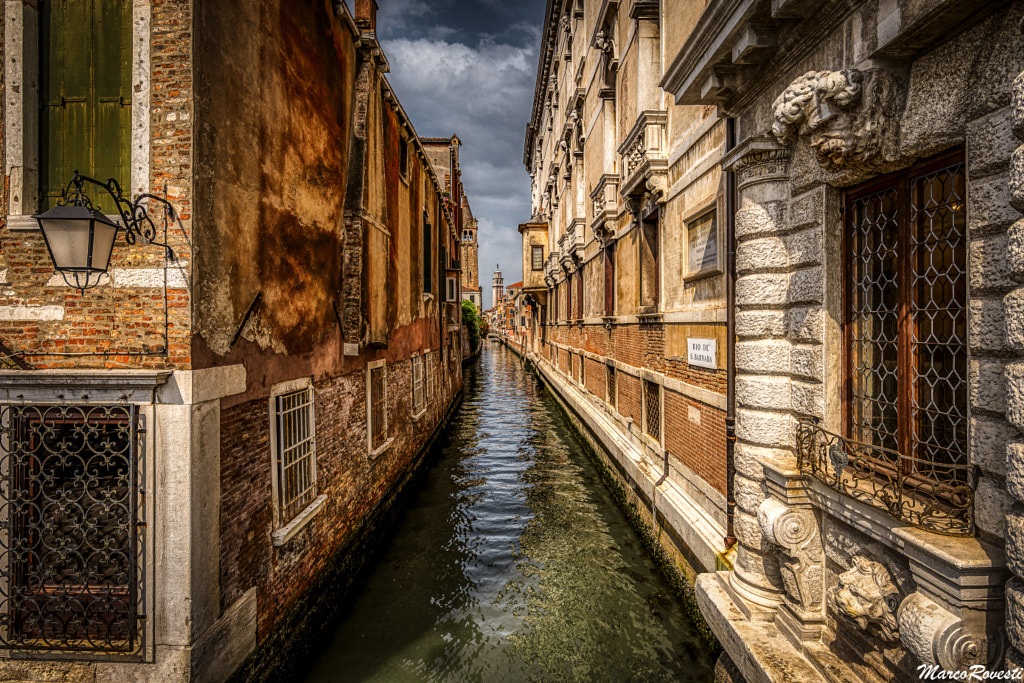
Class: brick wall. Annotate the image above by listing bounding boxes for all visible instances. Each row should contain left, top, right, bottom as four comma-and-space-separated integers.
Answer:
219, 354, 460, 642
0, 0, 193, 370
664, 392, 727, 495
618, 372, 642, 425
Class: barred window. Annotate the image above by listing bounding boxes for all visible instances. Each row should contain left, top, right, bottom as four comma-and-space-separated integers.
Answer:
579, 354, 586, 387
411, 354, 425, 415
607, 365, 617, 409
643, 379, 661, 443
0, 404, 143, 654
846, 151, 968, 485
274, 386, 317, 522
368, 361, 388, 452
426, 351, 435, 405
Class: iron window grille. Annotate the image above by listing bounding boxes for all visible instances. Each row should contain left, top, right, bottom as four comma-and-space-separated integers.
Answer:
0, 404, 145, 655
274, 388, 317, 522
800, 150, 973, 535
568, 352, 574, 380
411, 355, 425, 415
606, 365, 617, 409
643, 379, 661, 443
579, 354, 586, 388
369, 364, 387, 452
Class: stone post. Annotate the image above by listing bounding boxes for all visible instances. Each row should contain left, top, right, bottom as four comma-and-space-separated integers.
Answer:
720, 138, 793, 615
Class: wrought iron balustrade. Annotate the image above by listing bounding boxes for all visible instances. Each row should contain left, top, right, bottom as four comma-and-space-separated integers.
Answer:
796, 418, 975, 536
0, 404, 145, 655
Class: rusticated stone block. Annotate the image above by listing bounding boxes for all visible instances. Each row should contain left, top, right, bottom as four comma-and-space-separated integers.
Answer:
970, 298, 1007, 354
1011, 145, 1024, 213
733, 442, 791, 479
735, 201, 787, 239
791, 344, 823, 381
735, 311, 786, 339
1006, 361, 1024, 433
1007, 441, 1024, 504
737, 236, 787, 272
971, 233, 1014, 294
736, 408, 794, 449
976, 476, 1013, 539
1013, 72, 1024, 140
733, 474, 766, 515
968, 106, 1016, 178
736, 273, 788, 306
1006, 576, 1024, 653
791, 380, 824, 418
970, 358, 1008, 414
788, 306, 824, 343
786, 228, 822, 269
789, 188, 823, 232
970, 416, 1015, 477
788, 267, 823, 304
1009, 219, 1024, 283
970, 174, 1018, 235
1006, 290, 1024, 351
736, 375, 790, 411
736, 340, 790, 374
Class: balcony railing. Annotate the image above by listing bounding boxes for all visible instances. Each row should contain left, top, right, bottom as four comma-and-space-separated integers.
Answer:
796, 419, 976, 536
617, 110, 668, 197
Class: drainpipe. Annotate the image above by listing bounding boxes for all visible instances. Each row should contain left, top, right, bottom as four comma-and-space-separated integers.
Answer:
724, 117, 737, 551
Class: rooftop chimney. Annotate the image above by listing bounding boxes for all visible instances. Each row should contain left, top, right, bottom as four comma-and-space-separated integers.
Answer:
355, 0, 378, 33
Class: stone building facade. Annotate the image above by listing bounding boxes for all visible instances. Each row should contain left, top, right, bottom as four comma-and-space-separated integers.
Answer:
460, 196, 482, 309
662, 0, 1019, 679
521, 0, 732, 579
0, 1, 462, 681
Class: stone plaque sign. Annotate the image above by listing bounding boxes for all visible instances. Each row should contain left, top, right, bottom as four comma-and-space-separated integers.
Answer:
688, 338, 717, 369
687, 212, 718, 274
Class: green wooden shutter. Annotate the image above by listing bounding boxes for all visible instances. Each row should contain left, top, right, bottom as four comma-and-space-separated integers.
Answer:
40, 0, 132, 212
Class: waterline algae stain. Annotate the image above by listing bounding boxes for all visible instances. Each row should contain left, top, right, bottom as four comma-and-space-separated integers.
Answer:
303, 342, 715, 682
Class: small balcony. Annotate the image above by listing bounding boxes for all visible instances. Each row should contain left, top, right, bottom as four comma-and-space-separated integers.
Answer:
617, 110, 668, 197
590, 174, 619, 239
566, 219, 585, 258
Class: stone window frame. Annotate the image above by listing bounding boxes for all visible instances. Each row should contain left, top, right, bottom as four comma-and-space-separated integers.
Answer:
3, 0, 151, 231
841, 148, 969, 492
366, 359, 391, 458
410, 352, 426, 420
268, 376, 326, 546
532, 245, 544, 271
683, 202, 722, 282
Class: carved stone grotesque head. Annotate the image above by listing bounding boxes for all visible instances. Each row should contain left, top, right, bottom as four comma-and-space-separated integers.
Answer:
828, 556, 901, 642
771, 69, 900, 173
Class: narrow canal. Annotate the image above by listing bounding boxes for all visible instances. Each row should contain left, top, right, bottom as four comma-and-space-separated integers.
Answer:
303, 341, 715, 682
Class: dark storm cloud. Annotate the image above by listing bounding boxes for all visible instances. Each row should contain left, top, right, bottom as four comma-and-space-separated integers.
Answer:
347, 0, 546, 308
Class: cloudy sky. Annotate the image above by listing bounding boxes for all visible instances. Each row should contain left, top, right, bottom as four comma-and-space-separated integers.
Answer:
346, 0, 547, 309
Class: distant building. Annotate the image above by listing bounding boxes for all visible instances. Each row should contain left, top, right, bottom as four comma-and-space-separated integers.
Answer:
460, 196, 481, 308
492, 265, 504, 310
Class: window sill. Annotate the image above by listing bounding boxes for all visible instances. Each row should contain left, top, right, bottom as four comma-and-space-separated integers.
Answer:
422, 293, 434, 302
271, 494, 327, 547
683, 267, 722, 283
411, 408, 426, 422
368, 437, 394, 460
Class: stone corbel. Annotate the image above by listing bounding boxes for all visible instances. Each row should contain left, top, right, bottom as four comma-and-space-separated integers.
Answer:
898, 592, 1000, 671
757, 498, 824, 622
770, 68, 902, 173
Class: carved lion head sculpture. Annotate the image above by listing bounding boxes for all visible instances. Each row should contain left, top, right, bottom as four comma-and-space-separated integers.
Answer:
828, 555, 901, 642
771, 69, 900, 173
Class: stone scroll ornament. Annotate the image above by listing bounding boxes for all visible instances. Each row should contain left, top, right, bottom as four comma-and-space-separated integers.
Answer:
828, 555, 901, 642
771, 69, 900, 173
758, 499, 823, 614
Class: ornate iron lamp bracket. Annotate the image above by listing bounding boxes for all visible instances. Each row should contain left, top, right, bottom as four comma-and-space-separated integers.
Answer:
60, 169, 176, 248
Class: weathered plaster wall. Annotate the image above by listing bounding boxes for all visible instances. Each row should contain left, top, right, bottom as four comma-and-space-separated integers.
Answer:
193, 0, 354, 364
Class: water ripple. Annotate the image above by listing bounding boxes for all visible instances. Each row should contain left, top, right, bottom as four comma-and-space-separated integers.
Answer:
304, 342, 714, 683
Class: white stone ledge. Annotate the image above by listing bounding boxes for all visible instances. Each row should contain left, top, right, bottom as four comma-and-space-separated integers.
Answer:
46, 267, 188, 289
0, 304, 64, 320
271, 494, 327, 546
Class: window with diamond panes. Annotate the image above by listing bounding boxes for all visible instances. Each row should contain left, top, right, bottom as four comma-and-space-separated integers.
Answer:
643, 379, 661, 442
846, 151, 967, 486
275, 388, 317, 521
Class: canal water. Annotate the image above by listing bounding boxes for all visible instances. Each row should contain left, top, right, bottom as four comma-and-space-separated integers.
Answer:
303, 341, 715, 683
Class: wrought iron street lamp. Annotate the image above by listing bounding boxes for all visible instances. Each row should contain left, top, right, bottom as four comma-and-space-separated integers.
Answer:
32, 170, 176, 292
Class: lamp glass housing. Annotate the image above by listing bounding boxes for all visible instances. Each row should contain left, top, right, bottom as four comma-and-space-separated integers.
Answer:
32, 205, 121, 287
